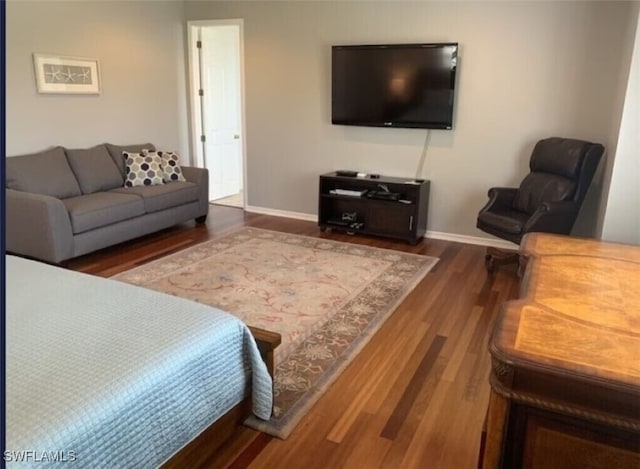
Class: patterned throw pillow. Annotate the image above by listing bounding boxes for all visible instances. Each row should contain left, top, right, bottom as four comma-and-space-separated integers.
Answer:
157, 151, 186, 183
123, 151, 164, 187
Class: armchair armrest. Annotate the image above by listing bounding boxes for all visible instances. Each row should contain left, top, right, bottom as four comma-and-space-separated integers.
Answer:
6, 189, 74, 263
523, 200, 579, 235
181, 166, 209, 217
479, 187, 518, 214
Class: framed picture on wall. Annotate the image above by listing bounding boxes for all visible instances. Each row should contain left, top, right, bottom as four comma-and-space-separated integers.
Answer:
33, 54, 101, 94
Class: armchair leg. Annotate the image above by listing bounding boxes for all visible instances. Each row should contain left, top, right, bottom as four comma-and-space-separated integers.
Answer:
484, 247, 519, 272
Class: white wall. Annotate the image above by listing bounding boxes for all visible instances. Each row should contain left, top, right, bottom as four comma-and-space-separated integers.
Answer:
602, 6, 640, 245
6, 1, 189, 160
185, 1, 635, 240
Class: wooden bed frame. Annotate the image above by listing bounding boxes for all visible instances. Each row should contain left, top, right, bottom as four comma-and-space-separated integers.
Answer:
162, 326, 281, 468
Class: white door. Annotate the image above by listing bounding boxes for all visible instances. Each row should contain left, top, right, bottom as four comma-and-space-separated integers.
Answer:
191, 22, 244, 203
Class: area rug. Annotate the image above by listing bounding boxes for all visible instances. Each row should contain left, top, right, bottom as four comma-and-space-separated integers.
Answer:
114, 228, 438, 438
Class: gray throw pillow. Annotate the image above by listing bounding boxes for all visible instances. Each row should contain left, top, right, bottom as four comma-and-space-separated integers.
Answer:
6, 146, 82, 199
66, 145, 124, 194
105, 143, 156, 177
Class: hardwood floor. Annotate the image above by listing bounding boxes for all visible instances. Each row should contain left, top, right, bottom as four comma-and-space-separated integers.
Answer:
65, 204, 521, 468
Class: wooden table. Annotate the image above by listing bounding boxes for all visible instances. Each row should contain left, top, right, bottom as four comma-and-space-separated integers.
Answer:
481, 233, 640, 468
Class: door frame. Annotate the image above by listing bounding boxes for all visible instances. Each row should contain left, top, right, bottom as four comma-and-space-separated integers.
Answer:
187, 19, 247, 206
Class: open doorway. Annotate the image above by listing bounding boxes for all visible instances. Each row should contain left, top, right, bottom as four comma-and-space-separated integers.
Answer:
188, 19, 246, 208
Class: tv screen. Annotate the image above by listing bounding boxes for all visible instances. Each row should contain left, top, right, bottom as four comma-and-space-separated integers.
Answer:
332, 43, 458, 129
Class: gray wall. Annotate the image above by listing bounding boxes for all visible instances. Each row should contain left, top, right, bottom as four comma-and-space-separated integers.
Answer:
185, 1, 635, 240
6, 1, 189, 159
6, 1, 636, 241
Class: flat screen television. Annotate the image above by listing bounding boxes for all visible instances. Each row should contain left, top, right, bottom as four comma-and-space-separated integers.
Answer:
331, 43, 458, 129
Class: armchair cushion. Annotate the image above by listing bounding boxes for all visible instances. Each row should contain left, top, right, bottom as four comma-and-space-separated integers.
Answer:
513, 173, 576, 214
478, 208, 529, 235
530, 138, 593, 178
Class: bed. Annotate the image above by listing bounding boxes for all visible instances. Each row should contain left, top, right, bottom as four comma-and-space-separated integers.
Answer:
5, 255, 277, 468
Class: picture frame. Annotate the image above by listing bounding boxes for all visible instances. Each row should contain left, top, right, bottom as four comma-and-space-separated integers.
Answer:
33, 54, 101, 94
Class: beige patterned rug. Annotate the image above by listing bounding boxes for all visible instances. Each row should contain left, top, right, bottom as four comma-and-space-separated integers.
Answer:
115, 228, 438, 438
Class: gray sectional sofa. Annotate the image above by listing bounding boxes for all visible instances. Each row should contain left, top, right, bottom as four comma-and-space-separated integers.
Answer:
6, 143, 209, 263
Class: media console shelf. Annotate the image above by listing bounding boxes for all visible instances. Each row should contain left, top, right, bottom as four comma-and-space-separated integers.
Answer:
318, 172, 430, 244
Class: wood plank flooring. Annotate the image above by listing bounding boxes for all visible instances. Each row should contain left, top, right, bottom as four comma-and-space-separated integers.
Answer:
65, 204, 521, 468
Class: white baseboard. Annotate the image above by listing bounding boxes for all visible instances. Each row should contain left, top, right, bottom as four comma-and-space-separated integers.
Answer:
425, 230, 516, 250
245, 205, 317, 222
245, 205, 517, 249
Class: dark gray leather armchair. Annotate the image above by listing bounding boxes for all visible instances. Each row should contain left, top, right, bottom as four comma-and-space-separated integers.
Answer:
477, 137, 604, 270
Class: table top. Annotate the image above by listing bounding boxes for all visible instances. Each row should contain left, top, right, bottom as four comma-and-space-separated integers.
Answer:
490, 233, 640, 392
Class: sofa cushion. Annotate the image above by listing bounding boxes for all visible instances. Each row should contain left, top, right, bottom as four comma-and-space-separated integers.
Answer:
105, 143, 155, 177
65, 144, 124, 194
111, 181, 199, 214
123, 151, 165, 187
157, 151, 186, 182
6, 146, 82, 199
63, 192, 145, 234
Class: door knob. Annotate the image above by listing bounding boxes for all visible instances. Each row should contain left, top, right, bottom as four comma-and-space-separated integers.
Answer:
234, 134, 240, 139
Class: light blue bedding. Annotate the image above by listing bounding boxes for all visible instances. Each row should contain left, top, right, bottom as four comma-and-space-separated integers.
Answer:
5, 255, 273, 468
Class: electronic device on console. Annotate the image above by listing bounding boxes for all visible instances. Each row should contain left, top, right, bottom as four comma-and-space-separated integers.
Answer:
366, 191, 401, 201
365, 183, 401, 201
336, 170, 358, 177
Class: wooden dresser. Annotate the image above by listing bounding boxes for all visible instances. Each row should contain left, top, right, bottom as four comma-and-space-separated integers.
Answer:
481, 233, 640, 468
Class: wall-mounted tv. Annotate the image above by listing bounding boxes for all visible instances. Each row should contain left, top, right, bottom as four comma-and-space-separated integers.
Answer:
332, 43, 458, 130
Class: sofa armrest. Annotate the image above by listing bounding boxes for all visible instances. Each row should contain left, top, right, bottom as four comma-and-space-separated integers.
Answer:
181, 166, 209, 217
6, 189, 74, 263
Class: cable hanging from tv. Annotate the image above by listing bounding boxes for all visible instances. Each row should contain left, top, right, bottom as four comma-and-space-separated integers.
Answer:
415, 129, 432, 181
